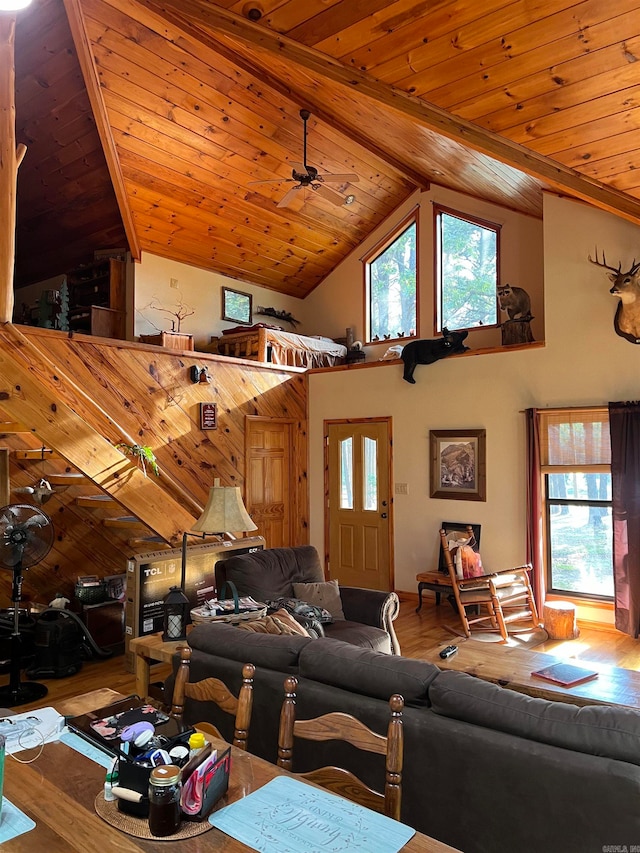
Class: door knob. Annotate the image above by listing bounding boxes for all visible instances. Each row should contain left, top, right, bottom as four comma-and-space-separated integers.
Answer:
381, 512, 387, 519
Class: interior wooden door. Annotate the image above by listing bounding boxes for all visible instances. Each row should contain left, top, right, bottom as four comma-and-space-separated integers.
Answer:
245, 417, 293, 548
326, 419, 393, 590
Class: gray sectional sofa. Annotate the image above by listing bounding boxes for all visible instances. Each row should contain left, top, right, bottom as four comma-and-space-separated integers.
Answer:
166, 623, 640, 853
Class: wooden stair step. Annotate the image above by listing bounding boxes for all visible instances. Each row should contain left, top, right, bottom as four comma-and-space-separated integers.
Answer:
76, 494, 117, 507
127, 536, 172, 550
47, 472, 86, 485
103, 516, 148, 530
13, 448, 60, 460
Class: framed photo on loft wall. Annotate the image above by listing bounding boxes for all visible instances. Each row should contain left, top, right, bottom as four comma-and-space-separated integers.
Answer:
430, 429, 486, 501
222, 287, 252, 325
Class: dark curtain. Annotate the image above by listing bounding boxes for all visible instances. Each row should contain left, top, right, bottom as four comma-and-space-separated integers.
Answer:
609, 401, 640, 638
525, 408, 545, 607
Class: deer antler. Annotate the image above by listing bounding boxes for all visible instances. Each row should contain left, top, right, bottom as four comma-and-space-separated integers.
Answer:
588, 248, 621, 273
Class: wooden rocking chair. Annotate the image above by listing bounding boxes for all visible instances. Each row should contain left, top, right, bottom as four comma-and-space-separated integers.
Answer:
439, 526, 539, 642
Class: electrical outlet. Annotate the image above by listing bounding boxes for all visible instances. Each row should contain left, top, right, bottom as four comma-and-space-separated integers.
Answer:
395, 483, 408, 495
170, 278, 178, 289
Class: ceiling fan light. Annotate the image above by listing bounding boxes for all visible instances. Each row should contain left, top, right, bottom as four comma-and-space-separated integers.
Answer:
345, 194, 356, 205
0, 0, 33, 10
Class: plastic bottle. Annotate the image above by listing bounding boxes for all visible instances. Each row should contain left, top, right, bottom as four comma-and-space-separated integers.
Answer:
104, 757, 118, 802
188, 732, 206, 759
148, 764, 182, 837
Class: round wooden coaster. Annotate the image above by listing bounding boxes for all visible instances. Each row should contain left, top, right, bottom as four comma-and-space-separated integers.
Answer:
95, 793, 213, 841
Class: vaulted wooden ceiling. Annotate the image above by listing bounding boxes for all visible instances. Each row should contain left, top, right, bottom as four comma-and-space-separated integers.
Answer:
12, 0, 640, 296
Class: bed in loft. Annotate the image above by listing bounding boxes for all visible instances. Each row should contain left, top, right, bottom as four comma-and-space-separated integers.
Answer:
209, 326, 347, 368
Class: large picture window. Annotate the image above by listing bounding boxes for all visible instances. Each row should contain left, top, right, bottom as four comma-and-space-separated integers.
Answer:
540, 408, 613, 599
435, 205, 500, 332
364, 212, 417, 343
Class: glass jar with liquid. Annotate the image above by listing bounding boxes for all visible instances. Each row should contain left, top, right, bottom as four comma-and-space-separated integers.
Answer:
148, 764, 182, 837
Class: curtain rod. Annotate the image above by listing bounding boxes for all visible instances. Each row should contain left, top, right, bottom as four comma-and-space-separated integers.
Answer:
520, 405, 608, 415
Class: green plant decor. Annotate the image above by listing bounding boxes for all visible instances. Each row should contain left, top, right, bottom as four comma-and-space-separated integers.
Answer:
116, 443, 160, 477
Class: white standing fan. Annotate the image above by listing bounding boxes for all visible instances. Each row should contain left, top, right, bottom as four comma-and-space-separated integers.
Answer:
0, 504, 54, 706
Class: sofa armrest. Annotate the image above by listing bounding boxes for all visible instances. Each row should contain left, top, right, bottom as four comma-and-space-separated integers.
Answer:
339, 587, 401, 655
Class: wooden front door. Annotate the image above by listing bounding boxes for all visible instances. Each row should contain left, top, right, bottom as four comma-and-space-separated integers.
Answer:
326, 419, 393, 590
245, 417, 293, 548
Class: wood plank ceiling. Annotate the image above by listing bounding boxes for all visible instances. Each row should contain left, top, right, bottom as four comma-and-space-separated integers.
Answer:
12, 0, 640, 295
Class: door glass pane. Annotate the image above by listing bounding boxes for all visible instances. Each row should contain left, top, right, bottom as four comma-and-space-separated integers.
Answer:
363, 437, 378, 511
340, 438, 353, 509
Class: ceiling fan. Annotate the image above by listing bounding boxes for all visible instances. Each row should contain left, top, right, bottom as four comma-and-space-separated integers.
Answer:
250, 109, 359, 209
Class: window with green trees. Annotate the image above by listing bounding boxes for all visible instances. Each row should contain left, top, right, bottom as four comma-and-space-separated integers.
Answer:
540, 408, 613, 599
435, 205, 500, 332
364, 213, 417, 343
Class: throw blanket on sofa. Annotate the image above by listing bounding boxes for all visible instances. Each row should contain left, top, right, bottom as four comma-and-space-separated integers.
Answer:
235, 610, 308, 637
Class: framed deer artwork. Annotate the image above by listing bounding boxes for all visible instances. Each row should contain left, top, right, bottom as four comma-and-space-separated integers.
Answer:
589, 249, 640, 344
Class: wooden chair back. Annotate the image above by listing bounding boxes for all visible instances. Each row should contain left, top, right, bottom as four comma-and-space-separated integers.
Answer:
277, 675, 404, 820
169, 646, 255, 750
439, 527, 539, 641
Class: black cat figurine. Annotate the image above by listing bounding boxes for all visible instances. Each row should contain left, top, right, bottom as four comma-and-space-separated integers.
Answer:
401, 328, 469, 384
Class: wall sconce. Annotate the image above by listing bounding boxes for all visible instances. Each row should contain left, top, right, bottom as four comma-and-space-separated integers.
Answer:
190, 365, 210, 384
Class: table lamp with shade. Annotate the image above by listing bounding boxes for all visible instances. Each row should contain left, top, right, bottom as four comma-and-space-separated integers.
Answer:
163, 479, 257, 641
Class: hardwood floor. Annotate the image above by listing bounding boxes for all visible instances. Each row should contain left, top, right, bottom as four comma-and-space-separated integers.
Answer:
2, 595, 639, 715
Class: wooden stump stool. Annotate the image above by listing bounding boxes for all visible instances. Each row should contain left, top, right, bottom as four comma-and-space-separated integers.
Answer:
543, 601, 579, 639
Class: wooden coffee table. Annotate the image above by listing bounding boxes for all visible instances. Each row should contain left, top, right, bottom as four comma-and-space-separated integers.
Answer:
427, 641, 640, 709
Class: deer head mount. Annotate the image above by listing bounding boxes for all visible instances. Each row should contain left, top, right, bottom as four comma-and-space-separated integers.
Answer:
588, 249, 640, 344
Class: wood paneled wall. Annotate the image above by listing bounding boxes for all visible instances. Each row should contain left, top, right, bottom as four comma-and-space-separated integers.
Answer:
0, 327, 308, 607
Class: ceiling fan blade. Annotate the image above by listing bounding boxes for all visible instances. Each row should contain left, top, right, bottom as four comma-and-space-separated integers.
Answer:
277, 186, 301, 209
313, 183, 346, 207
318, 173, 360, 183
290, 162, 308, 174
248, 178, 295, 186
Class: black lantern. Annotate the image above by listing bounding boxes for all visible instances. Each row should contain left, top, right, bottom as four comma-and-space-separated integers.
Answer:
162, 585, 189, 641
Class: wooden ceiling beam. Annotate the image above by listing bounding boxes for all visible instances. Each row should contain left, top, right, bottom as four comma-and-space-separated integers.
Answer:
140, 0, 640, 226
131, 2, 428, 192
62, 0, 141, 260
0, 17, 18, 324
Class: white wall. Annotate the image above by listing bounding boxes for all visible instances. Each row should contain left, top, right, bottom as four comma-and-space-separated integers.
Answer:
134, 253, 311, 350
302, 186, 545, 356
307, 192, 640, 619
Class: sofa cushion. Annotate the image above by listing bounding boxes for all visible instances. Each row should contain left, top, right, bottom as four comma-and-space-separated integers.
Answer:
293, 580, 345, 620
299, 638, 440, 705
430, 670, 640, 766
188, 621, 312, 672
323, 620, 391, 653
217, 546, 324, 601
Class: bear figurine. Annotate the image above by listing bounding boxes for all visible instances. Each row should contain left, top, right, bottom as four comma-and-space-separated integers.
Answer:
401, 328, 469, 384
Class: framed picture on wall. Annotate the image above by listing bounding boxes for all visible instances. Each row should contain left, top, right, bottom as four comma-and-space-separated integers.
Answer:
222, 287, 252, 325
430, 429, 486, 501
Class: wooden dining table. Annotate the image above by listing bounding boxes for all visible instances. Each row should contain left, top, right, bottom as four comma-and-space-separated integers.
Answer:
1, 718, 461, 852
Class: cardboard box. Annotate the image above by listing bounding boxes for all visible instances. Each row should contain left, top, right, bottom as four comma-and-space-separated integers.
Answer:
124, 536, 265, 671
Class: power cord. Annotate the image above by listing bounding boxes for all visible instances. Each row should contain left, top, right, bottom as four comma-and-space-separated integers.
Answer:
0, 715, 65, 765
